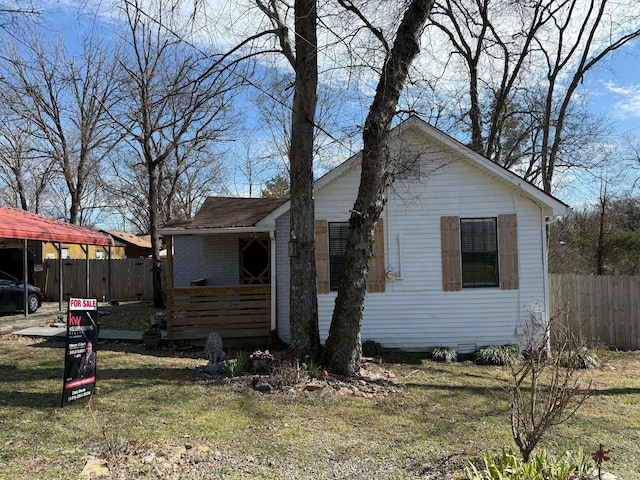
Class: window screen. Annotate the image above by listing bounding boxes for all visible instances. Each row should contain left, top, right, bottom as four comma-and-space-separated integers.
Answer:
460, 218, 498, 287
329, 222, 350, 291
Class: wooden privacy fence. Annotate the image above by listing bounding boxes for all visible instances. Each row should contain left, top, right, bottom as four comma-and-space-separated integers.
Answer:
549, 273, 640, 350
43, 258, 157, 302
166, 284, 271, 347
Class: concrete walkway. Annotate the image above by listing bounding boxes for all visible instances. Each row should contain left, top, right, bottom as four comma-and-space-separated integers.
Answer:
10, 325, 146, 341
1, 302, 158, 342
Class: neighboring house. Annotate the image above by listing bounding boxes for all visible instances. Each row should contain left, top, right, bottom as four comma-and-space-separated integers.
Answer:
160, 116, 570, 351
104, 231, 153, 258
41, 242, 125, 261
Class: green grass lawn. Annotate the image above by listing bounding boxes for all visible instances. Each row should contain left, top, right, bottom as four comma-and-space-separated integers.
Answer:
0, 336, 638, 479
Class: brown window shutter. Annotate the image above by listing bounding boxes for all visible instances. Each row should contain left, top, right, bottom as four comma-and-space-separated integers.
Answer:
441, 216, 462, 291
498, 214, 519, 290
314, 219, 329, 294
367, 218, 385, 293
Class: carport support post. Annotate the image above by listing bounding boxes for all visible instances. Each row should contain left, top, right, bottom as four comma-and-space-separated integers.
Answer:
82, 244, 89, 297
23, 239, 28, 317
58, 242, 63, 312
108, 245, 111, 302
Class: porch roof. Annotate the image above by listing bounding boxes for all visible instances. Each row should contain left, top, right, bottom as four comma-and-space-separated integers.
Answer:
160, 197, 287, 234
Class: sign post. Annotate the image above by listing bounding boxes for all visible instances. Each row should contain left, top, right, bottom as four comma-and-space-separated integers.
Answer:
61, 298, 98, 407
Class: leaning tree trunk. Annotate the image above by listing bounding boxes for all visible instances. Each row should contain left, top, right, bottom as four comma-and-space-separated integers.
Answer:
288, 0, 321, 360
323, 0, 434, 376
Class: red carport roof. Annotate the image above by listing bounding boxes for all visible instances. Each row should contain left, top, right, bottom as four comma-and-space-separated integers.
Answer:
0, 206, 114, 246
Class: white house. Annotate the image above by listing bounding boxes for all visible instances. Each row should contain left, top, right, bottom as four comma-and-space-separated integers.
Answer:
160, 116, 570, 351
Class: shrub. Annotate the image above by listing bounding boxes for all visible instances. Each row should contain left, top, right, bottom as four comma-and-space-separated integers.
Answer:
224, 351, 247, 378
306, 360, 322, 379
431, 346, 457, 363
142, 326, 161, 338
562, 348, 599, 370
508, 305, 592, 461
475, 345, 522, 366
362, 339, 384, 357
466, 448, 593, 480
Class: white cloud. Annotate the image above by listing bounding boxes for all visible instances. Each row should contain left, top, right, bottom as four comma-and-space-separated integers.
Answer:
604, 81, 640, 118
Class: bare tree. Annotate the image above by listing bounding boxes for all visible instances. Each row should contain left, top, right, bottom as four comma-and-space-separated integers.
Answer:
111, 0, 241, 307
548, 191, 640, 276
0, 1, 39, 36
425, 0, 640, 192
248, 0, 321, 358
287, 0, 321, 359
159, 147, 229, 222
0, 102, 55, 212
0, 34, 120, 223
323, 0, 435, 375
509, 305, 592, 461
261, 173, 290, 198
231, 127, 280, 197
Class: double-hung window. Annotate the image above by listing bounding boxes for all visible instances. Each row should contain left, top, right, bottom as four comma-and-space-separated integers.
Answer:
328, 222, 350, 291
460, 218, 498, 287
314, 219, 386, 294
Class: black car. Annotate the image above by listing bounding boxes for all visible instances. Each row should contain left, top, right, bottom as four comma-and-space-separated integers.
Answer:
0, 271, 42, 314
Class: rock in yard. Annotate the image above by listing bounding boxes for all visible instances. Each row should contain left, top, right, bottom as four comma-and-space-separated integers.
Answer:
304, 381, 325, 391
252, 377, 273, 393
79, 456, 109, 479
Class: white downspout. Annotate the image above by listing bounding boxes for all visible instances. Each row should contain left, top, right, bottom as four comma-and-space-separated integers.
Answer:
397, 234, 403, 279
270, 230, 277, 332
384, 199, 403, 280
385, 200, 391, 272
542, 209, 559, 333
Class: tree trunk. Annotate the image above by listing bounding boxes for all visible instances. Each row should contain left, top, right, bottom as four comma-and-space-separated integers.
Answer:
148, 164, 165, 308
288, 0, 320, 360
323, 0, 434, 376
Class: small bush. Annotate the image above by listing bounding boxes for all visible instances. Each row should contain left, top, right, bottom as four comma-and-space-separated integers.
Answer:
431, 346, 457, 363
224, 351, 247, 377
475, 345, 522, 366
306, 360, 322, 379
466, 447, 593, 480
562, 348, 599, 370
362, 339, 384, 357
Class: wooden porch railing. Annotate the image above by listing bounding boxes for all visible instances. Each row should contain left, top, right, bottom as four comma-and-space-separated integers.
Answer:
166, 284, 271, 347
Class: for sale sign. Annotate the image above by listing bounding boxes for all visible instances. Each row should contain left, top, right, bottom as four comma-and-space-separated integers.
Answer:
61, 298, 98, 407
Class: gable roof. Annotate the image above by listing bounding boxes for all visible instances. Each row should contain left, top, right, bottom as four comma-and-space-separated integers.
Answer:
0, 206, 114, 246
160, 197, 288, 234
163, 117, 571, 234
262, 116, 570, 223
105, 231, 152, 248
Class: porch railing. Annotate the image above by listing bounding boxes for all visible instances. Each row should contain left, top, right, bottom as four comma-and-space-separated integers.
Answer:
166, 284, 271, 346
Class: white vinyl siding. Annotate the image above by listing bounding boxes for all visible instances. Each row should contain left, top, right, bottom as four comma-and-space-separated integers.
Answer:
276, 126, 548, 351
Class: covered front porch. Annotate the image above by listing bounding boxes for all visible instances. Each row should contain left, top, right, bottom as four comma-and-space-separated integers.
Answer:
166, 283, 272, 347
162, 229, 279, 347
160, 197, 287, 347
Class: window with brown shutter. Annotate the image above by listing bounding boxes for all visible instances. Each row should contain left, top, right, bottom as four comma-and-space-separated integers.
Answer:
314, 220, 329, 294
441, 216, 462, 291
441, 214, 518, 291
314, 218, 385, 294
498, 214, 518, 290
329, 222, 350, 291
461, 217, 499, 287
368, 219, 385, 293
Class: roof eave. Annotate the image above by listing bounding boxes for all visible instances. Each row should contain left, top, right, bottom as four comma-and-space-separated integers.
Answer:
159, 226, 276, 236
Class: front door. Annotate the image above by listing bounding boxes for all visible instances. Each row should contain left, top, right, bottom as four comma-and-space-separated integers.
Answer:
239, 237, 270, 284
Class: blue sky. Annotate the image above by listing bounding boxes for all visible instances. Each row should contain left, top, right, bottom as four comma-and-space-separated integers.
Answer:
584, 52, 640, 138
34, 0, 640, 206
